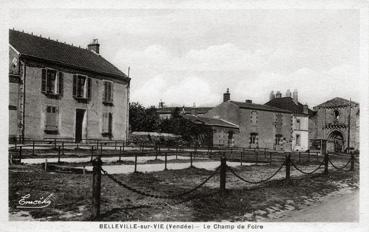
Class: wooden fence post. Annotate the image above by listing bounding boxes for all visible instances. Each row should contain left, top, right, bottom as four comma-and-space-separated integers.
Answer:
308, 150, 310, 162
164, 152, 168, 171
190, 152, 193, 167
220, 155, 227, 194
134, 152, 138, 173
255, 150, 258, 165
58, 146, 61, 163
240, 150, 243, 166
350, 153, 355, 171
298, 152, 301, 163
324, 151, 329, 175
19, 146, 22, 164
44, 158, 48, 171
91, 157, 102, 220
54, 138, 57, 149
269, 152, 272, 166
118, 146, 122, 162
90, 146, 94, 162
285, 154, 291, 184
32, 141, 35, 156
62, 142, 65, 155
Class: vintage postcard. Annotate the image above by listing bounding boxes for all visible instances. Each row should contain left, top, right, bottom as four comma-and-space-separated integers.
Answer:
0, 0, 368, 232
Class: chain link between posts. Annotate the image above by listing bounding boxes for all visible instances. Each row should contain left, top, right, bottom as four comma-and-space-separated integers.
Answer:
227, 161, 285, 184
328, 157, 352, 170
290, 159, 325, 175
100, 166, 219, 200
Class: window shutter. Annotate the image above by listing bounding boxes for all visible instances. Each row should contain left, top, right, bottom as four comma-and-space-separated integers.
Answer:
73, 75, 77, 97
110, 83, 114, 103
87, 78, 91, 99
58, 72, 63, 96
103, 82, 107, 102
108, 113, 113, 134
102, 113, 106, 133
41, 69, 47, 93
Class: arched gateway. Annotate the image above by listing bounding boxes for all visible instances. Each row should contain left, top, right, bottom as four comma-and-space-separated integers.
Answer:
328, 130, 344, 152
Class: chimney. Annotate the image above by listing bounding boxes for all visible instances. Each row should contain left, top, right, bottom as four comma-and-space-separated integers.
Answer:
269, 91, 275, 100
276, 91, 282, 98
245, 99, 252, 103
158, 100, 164, 108
88, 38, 100, 54
285, 89, 291, 98
293, 89, 298, 104
223, 88, 230, 102
303, 104, 308, 115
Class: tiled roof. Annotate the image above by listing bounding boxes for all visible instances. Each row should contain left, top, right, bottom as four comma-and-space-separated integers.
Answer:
157, 106, 212, 114
230, 101, 291, 114
183, 115, 239, 129
265, 97, 313, 116
316, 97, 359, 108
9, 29, 128, 80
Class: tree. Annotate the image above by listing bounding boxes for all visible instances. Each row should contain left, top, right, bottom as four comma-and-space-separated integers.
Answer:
129, 102, 160, 132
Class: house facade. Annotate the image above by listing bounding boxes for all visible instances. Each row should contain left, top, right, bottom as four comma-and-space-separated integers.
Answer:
265, 90, 311, 151
204, 89, 293, 150
9, 29, 130, 142
183, 114, 239, 147
309, 97, 359, 152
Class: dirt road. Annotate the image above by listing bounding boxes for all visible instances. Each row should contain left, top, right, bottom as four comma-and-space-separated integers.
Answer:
279, 189, 359, 222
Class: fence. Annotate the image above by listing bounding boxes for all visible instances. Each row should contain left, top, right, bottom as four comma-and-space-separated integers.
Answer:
89, 148, 358, 220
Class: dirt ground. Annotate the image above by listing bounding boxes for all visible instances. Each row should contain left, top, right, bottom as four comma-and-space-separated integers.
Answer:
8, 157, 359, 222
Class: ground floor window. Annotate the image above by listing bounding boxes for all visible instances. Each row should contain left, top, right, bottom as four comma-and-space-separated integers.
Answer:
275, 134, 283, 145
250, 133, 258, 144
102, 112, 113, 136
45, 105, 58, 133
296, 134, 301, 146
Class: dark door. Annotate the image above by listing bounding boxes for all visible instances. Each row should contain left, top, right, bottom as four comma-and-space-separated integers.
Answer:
75, 109, 85, 143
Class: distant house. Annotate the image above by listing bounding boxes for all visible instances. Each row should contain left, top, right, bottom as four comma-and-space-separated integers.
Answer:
265, 89, 312, 151
156, 100, 212, 120
204, 89, 293, 150
309, 97, 359, 152
183, 114, 239, 147
9, 29, 130, 142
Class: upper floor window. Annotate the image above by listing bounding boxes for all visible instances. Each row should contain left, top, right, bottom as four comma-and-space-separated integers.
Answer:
73, 75, 91, 100
250, 111, 258, 125
296, 119, 301, 130
45, 105, 58, 133
41, 68, 63, 96
103, 81, 114, 105
334, 109, 340, 121
275, 113, 283, 129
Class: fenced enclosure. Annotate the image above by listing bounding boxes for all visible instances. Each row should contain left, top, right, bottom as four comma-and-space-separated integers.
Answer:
8, 138, 359, 220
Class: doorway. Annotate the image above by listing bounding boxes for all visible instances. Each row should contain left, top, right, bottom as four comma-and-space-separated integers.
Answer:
75, 109, 85, 143
328, 130, 344, 152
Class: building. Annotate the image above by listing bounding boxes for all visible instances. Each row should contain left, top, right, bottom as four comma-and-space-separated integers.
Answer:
265, 89, 312, 151
183, 114, 239, 147
9, 29, 130, 142
204, 89, 293, 150
309, 97, 359, 152
157, 100, 212, 120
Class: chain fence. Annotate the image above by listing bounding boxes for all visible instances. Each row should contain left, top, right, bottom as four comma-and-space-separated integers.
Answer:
328, 157, 352, 170
227, 161, 285, 184
100, 166, 219, 200
290, 159, 325, 175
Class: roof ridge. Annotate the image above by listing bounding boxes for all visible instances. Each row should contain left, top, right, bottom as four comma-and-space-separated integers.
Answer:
10, 28, 89, 51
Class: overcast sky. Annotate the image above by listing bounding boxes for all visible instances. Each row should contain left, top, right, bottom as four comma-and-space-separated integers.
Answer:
10, 9, 360, 108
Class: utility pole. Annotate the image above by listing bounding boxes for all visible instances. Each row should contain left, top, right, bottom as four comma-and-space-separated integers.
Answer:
347, 99, 351, 153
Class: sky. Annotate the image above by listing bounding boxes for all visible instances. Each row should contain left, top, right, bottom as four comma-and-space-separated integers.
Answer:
10, 8, 360, 108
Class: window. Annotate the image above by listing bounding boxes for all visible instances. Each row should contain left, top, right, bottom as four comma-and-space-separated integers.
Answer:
102, 112, 113, 136
73, 75, 91, 100
45, 106, 58, 133
296, 134, 301, 146
334, 110, 340, 121
103, 81, 114, 104
296, 119, 301, 130
275, 134, 283, 145
275, 113, 283, 128
250, 133, 258, 144
250, 111, 258, 125
41, 69, 63, 96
